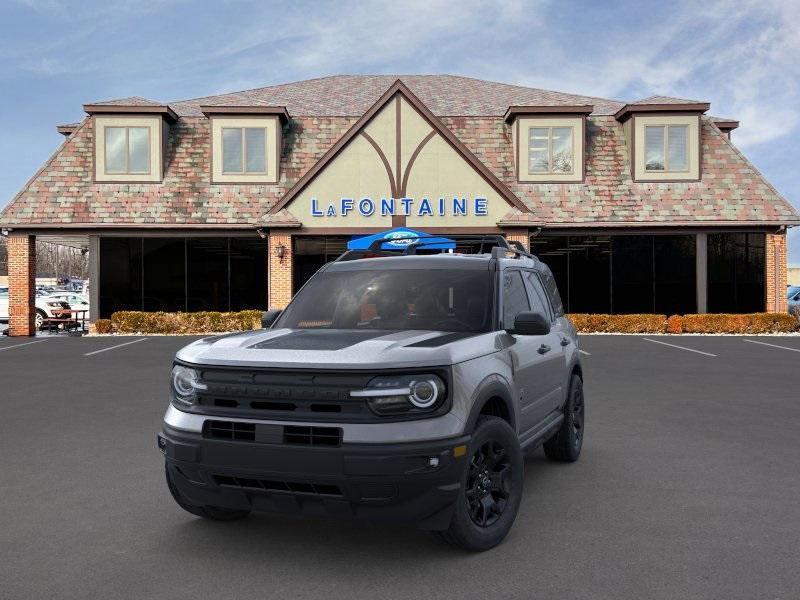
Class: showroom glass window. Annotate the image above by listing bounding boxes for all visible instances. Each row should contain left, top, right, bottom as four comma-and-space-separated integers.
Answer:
222, 127, 267, 174
528, 127, 573, 174
531, 235, 696, 314
707, 233, 764, 312
645, 125, 689, 171
104, 126, 150, 174
98, 237, 267, 317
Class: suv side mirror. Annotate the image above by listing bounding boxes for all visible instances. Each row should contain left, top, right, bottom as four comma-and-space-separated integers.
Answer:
261, 309, 282, 329
510, 311, 550, 336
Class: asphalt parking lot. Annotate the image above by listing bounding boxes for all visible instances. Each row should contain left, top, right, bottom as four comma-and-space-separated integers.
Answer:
1, 334, 799, 599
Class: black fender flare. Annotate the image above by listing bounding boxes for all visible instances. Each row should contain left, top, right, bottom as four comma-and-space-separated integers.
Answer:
463, 375, 517, 434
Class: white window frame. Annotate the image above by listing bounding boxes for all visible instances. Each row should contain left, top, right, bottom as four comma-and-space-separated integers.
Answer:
527, 126, 575, 175
644, 124, 690, 173
221, 127, 269, 175
104, 126, 152, 175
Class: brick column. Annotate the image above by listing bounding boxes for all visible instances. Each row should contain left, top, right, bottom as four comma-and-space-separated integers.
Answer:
504, 229, 530, 252
268, 231, 293, 309
8, 234, 36, 336
765, 232, 788, 312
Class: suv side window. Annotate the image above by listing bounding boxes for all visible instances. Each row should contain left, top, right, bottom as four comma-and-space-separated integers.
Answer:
522, 271, 551, 320
502, 271, 531, 329
539, 269, 565, 318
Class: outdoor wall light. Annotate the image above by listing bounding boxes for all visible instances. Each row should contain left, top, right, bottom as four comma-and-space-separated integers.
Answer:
275, 243, 286, 263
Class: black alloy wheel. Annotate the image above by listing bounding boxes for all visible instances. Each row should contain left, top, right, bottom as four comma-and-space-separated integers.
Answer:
466, 439, 512, 527
571, 386, 585, 449
543, 373, 585, 462
438, 416, 524, 551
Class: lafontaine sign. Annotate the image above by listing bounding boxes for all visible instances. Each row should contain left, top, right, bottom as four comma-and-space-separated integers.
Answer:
310, 196, 489, 218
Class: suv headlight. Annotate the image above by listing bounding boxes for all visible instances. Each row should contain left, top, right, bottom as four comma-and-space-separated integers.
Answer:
170, 365, 206, 407
351, 374, 446, 416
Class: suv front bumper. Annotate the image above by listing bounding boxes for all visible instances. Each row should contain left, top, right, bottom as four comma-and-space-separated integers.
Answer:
159, 423, 470, 530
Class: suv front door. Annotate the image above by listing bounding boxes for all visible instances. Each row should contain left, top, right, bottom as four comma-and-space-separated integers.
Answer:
502, 270, 563, 440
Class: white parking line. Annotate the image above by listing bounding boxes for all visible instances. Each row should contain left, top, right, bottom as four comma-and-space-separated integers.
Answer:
579, 349, 591, 356
743, 339, 800, 353
0, 339, 50, 352
84, 338, 147, 356
641, 337, 717, 357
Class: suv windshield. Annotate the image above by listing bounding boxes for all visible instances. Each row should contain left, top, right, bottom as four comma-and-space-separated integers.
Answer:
275, 269, 494, 332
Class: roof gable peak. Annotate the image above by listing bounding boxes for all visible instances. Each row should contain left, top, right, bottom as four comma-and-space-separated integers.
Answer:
268, 79, 528, 216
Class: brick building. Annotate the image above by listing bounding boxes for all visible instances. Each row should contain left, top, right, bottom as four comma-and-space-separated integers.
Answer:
1, 75, 797, 335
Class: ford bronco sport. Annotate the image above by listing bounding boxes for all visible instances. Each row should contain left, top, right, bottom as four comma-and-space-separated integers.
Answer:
159, 236, 584, 551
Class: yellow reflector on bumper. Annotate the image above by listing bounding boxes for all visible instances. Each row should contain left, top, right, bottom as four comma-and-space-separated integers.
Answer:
453, 445, 467, 457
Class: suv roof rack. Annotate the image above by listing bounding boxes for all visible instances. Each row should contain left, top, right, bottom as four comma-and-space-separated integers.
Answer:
335, 234, 536, 262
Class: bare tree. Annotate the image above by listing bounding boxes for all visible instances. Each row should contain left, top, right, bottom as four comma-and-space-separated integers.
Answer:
0, 238, 88, 280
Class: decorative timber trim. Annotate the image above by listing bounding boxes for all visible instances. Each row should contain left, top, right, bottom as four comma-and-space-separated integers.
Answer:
267, 79, 530, 215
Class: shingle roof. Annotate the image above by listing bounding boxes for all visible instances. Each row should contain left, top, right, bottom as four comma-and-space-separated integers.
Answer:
1, 75, 796, 229
87, 96, 164, 107
631, 95, 707, 105
168, 74, 626, 117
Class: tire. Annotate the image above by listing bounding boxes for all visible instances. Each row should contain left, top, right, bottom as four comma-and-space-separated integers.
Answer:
438, 416, 524, 551
165, 464, 250, 522
35, 309, 46, 330
543, 373, 585, 462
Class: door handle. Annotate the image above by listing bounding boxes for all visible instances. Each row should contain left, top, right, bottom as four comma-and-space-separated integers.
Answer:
560, 337, 570, 346
538, 344, 551, 354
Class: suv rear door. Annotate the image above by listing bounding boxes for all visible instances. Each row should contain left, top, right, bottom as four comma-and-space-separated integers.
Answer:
523, 270, 568, 414
502, 270, 563, 439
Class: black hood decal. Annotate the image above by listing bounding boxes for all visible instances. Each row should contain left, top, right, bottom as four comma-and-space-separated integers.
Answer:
403, 331, 481, 347
248, 329, 394, 351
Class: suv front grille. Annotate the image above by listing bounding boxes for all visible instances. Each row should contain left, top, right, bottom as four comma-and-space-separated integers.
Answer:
193, 368, 374, 422
213, 475, 343, 497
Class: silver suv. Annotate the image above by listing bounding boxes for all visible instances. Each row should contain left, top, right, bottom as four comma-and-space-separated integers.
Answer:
159, 237, 584, 551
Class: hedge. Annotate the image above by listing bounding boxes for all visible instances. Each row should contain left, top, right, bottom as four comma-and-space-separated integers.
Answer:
568, 313, 798, 334
100, 310, 798, 335
567, 314, 668, 333
110, 310, 262, 334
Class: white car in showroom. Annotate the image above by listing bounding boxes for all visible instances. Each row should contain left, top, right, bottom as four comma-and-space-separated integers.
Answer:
45, 292, 90, 321
0, 287, 73, 330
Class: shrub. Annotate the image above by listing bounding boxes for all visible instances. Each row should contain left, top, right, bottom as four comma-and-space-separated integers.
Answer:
94, 319, 113, 334
111, 310, 263, 334
665, 314, 683, 334
568, 312, 798, 334
680, 313, 797, 334
567, 314, 667, 333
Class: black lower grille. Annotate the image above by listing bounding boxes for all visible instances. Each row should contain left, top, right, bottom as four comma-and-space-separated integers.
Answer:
203, 420, 342, 446
283, 425, 342, 447
213, 475, 343, 497
204, 420, 255, 441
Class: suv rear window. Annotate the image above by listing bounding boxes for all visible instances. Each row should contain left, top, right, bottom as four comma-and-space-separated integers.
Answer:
276, 269, 494, 333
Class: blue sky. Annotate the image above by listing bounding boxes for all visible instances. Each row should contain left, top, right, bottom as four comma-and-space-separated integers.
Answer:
1, 0, 798, 261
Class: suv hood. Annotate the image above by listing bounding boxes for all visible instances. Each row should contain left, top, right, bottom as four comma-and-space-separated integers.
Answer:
176, 328, 502, 369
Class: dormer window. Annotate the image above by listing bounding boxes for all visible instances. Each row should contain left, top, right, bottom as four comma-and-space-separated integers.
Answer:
505, 106, 591, 183
615, 99, 707, 182
222, 127, 268, 174
84, 101, 175, 183
202, 106, 289, 184
528, 126, 574, 174
105, 126, 151, 174
92, 116, 165, 182
644, 124, 688, 172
